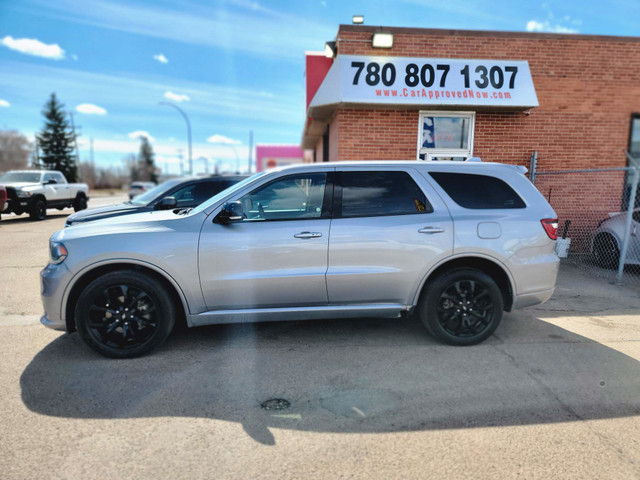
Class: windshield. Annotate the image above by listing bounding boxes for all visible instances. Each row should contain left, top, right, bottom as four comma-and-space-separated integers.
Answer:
0, 172, 41, 183
189, 172, 268, 215
130, 179, 183, 206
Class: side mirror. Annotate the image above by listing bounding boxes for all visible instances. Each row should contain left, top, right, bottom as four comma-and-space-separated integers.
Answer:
156, 196, 177, 210
214, 201, 244, 224
45, 179, 57, 185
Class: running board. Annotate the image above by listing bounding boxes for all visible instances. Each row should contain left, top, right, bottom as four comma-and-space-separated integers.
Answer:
187, 304, 405, 327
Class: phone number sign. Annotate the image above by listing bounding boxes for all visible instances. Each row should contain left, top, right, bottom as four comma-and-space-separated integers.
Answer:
337, 55, 538, 108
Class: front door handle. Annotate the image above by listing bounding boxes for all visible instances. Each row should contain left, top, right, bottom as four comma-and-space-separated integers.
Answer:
294, 231, 322, 239
418, 226, 445, 234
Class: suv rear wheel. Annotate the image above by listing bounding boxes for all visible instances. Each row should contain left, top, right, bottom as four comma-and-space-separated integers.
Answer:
75, 270, 176, 358
419, 268, 503, 346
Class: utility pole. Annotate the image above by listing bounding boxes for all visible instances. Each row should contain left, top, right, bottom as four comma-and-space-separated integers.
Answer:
159, 102, 192, 175
68, 112, 81, 163
177, 148, 184, 176
90, 137, 94, 165
248, 130, 253, 174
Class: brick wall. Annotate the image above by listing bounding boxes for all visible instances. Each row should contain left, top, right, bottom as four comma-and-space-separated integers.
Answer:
323, 26, 640, 171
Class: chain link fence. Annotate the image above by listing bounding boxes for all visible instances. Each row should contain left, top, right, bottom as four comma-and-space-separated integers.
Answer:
531, 165, 640, 284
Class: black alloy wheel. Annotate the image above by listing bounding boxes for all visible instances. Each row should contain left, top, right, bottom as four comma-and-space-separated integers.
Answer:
75, 270, 175, 358
419, 268, 503, 346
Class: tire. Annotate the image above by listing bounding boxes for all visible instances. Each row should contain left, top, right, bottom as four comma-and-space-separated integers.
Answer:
418, 268, 503, 346
29, 198, 47, 221
593, 233, 620, 269
73, 195, 87, 212
75, 270, 176, 358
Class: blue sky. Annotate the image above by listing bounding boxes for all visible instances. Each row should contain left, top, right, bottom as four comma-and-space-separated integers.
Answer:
0, 0, 638, 174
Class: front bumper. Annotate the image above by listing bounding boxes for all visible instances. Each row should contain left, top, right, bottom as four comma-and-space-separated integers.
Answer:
40, 262, 73, 331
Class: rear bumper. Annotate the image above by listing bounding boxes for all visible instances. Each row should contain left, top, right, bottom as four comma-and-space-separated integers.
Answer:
513, 287, 555, 310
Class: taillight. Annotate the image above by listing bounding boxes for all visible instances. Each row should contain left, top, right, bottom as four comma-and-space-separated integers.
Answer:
541, 218, 558, 240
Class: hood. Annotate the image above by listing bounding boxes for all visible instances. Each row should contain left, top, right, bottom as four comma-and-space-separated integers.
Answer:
2, 182, 40, 189
55, 209, 198, 241
66, 202, 139, 224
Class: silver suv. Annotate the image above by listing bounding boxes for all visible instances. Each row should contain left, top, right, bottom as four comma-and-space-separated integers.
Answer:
41, 161, 559, 358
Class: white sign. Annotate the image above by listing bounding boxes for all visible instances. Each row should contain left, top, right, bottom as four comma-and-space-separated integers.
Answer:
311, 55, 538, 109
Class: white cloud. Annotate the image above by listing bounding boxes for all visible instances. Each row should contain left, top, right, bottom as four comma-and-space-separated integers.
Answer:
76, 103, 107, 115
0, 99, 10, 108
153, 53, 168, 64
128, 130, 155, 142
207, 134, 241, 145
1, 35, 65, 60
526, 19, 578, 33
163, 91, 190, 102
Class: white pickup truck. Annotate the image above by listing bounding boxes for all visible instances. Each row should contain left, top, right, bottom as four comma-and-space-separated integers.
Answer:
0, 170, 89, 221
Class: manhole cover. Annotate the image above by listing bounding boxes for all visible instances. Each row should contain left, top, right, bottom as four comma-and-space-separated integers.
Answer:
260, 398, 290, 411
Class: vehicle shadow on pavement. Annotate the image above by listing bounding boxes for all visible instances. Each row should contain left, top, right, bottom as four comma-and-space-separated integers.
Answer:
20, 314, 640, 445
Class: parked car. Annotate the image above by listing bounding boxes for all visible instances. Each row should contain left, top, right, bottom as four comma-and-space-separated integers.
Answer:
0, 184, 6, 221
592, 208, 640, 268
66, 175, 247, 227
0, 170, 89, 221
128, 181, 156, 200
41, 161, 559, 358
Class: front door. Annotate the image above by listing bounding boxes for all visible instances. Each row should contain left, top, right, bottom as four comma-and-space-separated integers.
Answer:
198, 171, 332, 310
326, 168, 453, 305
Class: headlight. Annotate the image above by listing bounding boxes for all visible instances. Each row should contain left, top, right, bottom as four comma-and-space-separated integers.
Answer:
15, 188, 32, 198
49, 242, 68, 264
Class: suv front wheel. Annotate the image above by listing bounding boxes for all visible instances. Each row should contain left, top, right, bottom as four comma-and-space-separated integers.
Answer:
75, 270, 176, 358
419, 268, 503, 346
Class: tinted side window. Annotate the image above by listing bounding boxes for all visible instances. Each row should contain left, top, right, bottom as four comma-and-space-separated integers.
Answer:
196, 181, 234, 204
429, 172, 526, 209
171, 184, 197, 206
340, 171, 432, 217
240, 173, 327, 221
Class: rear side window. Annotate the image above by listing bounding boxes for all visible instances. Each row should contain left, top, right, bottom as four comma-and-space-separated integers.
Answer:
196, 181, 235, 204
340, 171, 432, 217
429, 172, 526, 209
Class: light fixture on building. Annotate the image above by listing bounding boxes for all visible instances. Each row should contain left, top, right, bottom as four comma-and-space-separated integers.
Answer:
352, 15, 364, 24
372, 32, 393, 48
324, 41, 337, 58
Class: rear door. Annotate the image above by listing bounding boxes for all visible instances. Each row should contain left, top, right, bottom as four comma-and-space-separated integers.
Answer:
326, 167, 453, 306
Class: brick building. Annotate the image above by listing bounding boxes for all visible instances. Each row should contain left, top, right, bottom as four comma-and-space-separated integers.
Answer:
300, 25, 640, 256
302, 25, 640, 172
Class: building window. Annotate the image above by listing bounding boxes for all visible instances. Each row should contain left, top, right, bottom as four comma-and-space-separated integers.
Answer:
630, 114, 640, 162
417, 111, 475, 161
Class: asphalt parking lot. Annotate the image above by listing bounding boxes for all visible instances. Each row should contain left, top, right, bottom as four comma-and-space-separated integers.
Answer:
1, 195, 640, 479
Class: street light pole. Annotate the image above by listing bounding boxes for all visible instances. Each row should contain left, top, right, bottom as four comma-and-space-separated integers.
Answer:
158, 102, 192, 175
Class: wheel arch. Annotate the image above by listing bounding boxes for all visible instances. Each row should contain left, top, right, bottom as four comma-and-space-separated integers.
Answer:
30, 194, 47, 205
63, 260, 189, 333
413, 255, 515, 312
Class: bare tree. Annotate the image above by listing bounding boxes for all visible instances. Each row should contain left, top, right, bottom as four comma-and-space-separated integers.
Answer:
0, 130, 33, 172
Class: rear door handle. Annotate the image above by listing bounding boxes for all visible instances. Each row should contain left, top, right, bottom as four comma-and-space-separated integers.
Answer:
418, 226, 445, 234
294, 231, 322, 239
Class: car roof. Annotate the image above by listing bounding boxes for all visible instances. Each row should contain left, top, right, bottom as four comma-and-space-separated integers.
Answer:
269, 160, 526, 175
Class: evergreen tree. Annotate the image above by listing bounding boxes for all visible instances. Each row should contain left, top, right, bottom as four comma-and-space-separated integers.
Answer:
37, 93, 78, 181
138, 136, 158, 183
